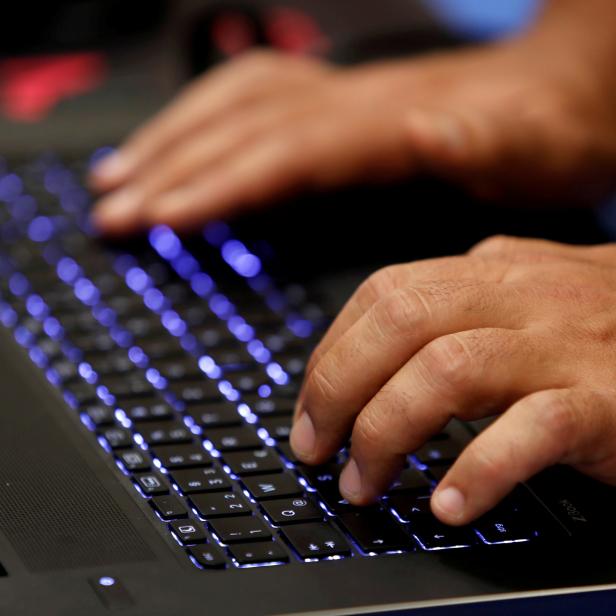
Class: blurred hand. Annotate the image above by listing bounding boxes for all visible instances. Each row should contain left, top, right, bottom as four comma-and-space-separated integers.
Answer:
291, 236, 616, 525
90, 35, 616, 234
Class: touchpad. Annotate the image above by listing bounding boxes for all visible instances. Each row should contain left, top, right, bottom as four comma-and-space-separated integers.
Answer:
0, 331, 154, 572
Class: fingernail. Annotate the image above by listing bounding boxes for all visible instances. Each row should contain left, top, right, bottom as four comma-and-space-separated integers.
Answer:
407, 111, 466, 154
340, 458, 361, 499
92, 152, 132, 183
433, 486, 466, 521
93, 189, 141, 227
290, 412, 316, 460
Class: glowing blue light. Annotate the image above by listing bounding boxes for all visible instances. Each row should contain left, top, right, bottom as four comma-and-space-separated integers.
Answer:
287, 317, 313, 338
203, 221, 231, 246
26, 294, 47, 318
14, 326, 34, 347
228, 316, 254, 342
92, 305, 116, 327
42, 316, 62, 339
0, 173, 23, 202
74, 278, 100, 305
198, 355, 216, 374
27, 216, 55, 242
221, 240, 262, 278
125, 267, 150, 294
78, 363, 97, 383
149, 226, 182, 260
209, 294, 234, 319
29, 346, 47, 367
9, 273, 29, 296
146, 368, 164, 387
10, 195, 37, 221
266, 363, 288, 385
128, 346, 146, 365
90, 146, 116, 168
190, 272, 214, 297
173, 252, 199, 279
258, 384, 272, 398
111, 328, 133, 348
114, 254, 137, 276
247, 339, 271, 363
143, 288, 165, 312
98, 576, 116, 587
57, 257, 81, 283
44, 166, 72, 195
161, 310, 186, 337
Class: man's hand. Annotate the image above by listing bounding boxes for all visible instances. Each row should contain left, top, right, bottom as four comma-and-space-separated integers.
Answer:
291, 237, 616, 525
90, 24, 616, 234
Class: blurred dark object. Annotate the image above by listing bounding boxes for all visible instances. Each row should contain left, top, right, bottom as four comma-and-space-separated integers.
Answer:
0, 0, 168, 56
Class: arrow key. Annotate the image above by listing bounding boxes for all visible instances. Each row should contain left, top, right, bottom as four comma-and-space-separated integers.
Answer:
338, 510, 413, 553
209, 516, 272, 543
229, 541, 289, 565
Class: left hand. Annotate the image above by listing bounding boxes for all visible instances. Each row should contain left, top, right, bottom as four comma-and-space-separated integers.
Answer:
291, 236, 616, 525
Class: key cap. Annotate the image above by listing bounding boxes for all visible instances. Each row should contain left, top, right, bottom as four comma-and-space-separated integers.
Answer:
66, 382, 98, 405
261, 496, 323, 525
474, 512, 534, 545
191, 491, 252, 519
389, 468, 432, 493
338, 510, 413, 553
153, 444, 212, 469
243, 396, 294, 417
105, 375, 152, 399
50, 358, 79, 382
187, 403, 243, 429
209, 516, 272, 543
205, 426, 262, 452
388, 493, 433, 522
123, 399, 174, 422
83, 404, 115, 427
169, 379, 221, 404
171, 467, 231, 493
169, 519, 208, 545
139, 336, 185, 360
116, 449, 150, 472
137, 421, 193, 446
71, 331, 115, 353
259, 417, 292, 441
281, 523, 351, 559
150, 495, 189, 520
155, 357, 202, 381
427, 465, 450, 483
415, 440, 462, 466
99, 427, 133, 449
410, 519, 475, 551
86, 352, 133, 376
134, 472, 169, 496
242, 472, 303, 501
187, 545, 226, 569
224, 449, 283, 476
229, 542, 289, 565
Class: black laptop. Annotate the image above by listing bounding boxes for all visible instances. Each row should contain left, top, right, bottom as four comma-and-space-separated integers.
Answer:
2, 2, 616, 615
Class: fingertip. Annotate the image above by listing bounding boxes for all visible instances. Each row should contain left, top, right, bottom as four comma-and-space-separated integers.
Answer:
431, 485, 468, 526
289, 411, 317, 463
89, 151, 135, 191
406, 110, 467, 158
91, 188, 143, 235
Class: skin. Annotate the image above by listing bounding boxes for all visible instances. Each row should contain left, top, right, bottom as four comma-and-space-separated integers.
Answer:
89, 0, 616, 524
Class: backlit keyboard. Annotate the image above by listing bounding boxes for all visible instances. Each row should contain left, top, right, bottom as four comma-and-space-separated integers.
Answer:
0, 152, 548, 571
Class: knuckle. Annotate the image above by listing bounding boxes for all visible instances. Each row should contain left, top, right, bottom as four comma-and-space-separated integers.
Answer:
418, 334, 475, 395
371, 287, 429, 339
470, 234, 519, 257
465, 440, 507, 483
532, 391, 578, 446
354, 407, 387, 447
304, 362, 342, 408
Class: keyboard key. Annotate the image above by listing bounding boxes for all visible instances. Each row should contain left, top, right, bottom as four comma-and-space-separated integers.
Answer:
261, 496, 323, 525
281, 523, 351, 558
134, 472, 169, 496
388, 493, 433, 522
50, 358, 79, 383
99, 427, 133, 449
259, 417, 292, 441
242, 472, 303, 501
209, 516, 272, 543
427, 465, 450, 483
117, 449, 150, 472
150, 495, 189, 520
87, 352, 134, 376
410, 519, 475, 551
276, 442, 300, 464
389, 468, 432, 493
171, 467, 231, 493
83, 404, 115, 427
66, 382, 98, 405
137, 421, 193, 446
153, 444, 212, 469
338, 510, 413, 553
415, 440, 463, 466
187, 403, 243, 429
155, 357, 202, 381
187, 545, 226, 569
123, 399, 174, 422
474, 512, 533, 545
169, 379, 221, 404
229, 541, 289, 565
243, 396, 294, 417
224, 449, 284, 476
169, 520, 208, 545
139, 336, 185, 360
191, 491, 252, 519
206, 426, 262, 452
105, 375, 152, 399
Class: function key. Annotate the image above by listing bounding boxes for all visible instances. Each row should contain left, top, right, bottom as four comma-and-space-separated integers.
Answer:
281, 523, 351, 559
190, 491, 252, 519
259, 416, 292, 441
150, 494, 189, 520
242, 472, 303, 501
205, 426, 262, 452
116, 449, 151, 472
134, 472, 169, 496
209, 516, 272, 544
171, 467, 231, 494
223, 449, 283, 476
169, 520, 208, 545
229, 541, 289, 566
261, 496, 323, 525
153, 444, 212, 469
187, 545, 226, 569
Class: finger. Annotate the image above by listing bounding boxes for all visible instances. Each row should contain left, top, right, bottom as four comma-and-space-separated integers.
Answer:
339, 328, 561, 505
292, 281, 531, 465
90, 51, 328, 190
431, 387, 616, 525
93, 99, 306, 234
304, 256, 514, 381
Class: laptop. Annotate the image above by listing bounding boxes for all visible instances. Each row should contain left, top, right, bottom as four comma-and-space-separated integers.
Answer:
2, 3, 616, 615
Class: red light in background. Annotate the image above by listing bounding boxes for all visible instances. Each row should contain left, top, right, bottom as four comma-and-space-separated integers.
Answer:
264, 7, 330, 56
0, 52, 107, 123
211, 11, 258, 57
